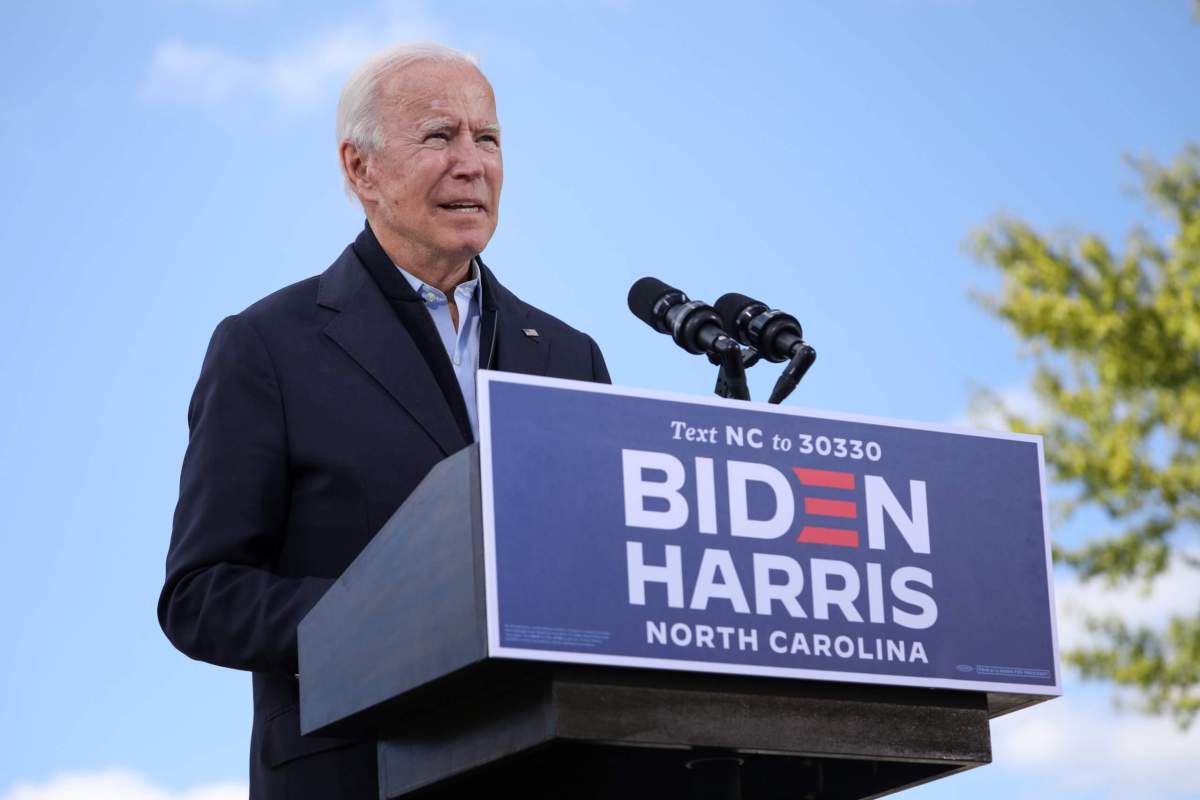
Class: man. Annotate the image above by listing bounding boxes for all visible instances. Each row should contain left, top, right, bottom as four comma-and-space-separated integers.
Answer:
158, 42, 610, 799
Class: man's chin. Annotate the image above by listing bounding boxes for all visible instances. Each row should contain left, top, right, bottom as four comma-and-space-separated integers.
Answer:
439, 233, 494, 262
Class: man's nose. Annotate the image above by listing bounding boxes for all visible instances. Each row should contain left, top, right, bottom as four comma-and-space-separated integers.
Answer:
449, 137, 486, 179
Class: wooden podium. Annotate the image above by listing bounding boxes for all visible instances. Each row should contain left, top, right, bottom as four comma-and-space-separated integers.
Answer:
297, 374, 1058, 798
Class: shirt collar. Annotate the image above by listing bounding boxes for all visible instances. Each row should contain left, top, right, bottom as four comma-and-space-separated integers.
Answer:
394, 259, 481, 303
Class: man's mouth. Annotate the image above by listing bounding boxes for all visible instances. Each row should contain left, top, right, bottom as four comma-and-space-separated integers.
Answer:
438, 202, 484, 213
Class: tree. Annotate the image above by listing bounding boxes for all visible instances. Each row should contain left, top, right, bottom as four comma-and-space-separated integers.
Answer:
968, 146, 1200, 729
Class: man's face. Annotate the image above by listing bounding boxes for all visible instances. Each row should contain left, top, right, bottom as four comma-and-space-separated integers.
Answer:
360, 60, 503, 270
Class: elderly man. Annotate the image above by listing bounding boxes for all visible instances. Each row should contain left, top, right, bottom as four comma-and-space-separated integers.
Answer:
158, 43, 610, 799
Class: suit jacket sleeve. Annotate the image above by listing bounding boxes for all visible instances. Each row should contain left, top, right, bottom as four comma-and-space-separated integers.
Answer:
158, 314, 333, 675
587, 334, 611, 384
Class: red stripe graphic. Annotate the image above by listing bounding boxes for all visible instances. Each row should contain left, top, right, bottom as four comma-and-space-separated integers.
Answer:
792, 467, 856, 489
797, 527, 860, 547
804, 497, 858, 518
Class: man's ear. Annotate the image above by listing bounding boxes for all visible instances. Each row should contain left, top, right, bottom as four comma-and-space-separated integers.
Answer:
340, 140, 373, 201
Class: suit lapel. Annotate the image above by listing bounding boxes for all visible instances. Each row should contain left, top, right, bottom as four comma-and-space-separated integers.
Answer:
317, 245, 467, 457
479, 261, 552, 376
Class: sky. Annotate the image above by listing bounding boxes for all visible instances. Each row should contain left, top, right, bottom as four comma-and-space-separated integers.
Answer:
1, 1, 1198, 798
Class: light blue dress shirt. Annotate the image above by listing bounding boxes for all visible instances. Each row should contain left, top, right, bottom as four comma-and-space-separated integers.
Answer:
394, 260, 483, 439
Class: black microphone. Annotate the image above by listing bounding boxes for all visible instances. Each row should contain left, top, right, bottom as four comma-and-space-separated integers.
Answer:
714, 292, 804, 362
627, 277, 733, 356
715, 292, 816, 404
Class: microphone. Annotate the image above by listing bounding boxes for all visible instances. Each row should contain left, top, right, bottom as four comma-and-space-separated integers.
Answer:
714, 292, 817, 404
627, 277, 733, 356
714, 292, 804, 362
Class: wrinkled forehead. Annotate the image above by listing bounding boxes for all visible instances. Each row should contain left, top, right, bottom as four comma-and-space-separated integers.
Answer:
377, 61, 497, 121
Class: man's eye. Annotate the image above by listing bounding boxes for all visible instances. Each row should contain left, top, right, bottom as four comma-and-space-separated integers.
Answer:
425, 132, 449, 142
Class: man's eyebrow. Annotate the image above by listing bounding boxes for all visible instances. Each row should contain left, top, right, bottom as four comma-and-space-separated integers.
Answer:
414, 118, 501, 137
417, 117, 456, 134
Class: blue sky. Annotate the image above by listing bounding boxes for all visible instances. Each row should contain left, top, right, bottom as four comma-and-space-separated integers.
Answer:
2, 1, 1198, 798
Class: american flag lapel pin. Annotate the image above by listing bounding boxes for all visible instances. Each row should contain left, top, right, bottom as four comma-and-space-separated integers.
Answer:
522, 328, 540, 338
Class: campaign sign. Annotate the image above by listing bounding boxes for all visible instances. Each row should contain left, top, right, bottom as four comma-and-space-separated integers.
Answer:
477, 371, 1060, 696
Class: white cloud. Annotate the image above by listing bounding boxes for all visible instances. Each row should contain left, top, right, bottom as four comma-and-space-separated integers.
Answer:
143, 40, 256, 105
1000, 550, 1200, 797
1053, 547, 1199, 652
952, 382, 1046, 432
992, 692, 1200, 798
142, 4, 443, 108
1, 769, 245, 800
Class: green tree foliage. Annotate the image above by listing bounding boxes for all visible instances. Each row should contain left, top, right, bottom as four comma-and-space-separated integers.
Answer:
968, 146, 1200, 729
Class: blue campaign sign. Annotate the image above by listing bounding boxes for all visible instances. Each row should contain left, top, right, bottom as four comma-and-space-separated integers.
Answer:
477, 371, 1061, 696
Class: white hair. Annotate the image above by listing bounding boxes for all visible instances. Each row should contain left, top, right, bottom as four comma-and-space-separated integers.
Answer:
336, 42, 481, 196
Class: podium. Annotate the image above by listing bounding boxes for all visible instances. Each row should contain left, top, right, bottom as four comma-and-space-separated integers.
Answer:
298, 372, 1060, 798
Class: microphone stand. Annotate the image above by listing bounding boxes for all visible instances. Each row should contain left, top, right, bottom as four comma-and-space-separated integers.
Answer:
710, 338, 755, 401
708, 339, 817, 405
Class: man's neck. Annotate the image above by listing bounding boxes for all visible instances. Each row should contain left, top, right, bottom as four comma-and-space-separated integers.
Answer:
368, 220, 474, 295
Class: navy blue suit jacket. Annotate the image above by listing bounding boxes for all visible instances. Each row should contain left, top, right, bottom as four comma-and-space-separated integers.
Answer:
159, 226, 610, 799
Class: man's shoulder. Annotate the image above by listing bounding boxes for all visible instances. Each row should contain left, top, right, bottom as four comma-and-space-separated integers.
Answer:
237, 274, 323, 326
486, 271, 597, 347
522, 302, 597, 345
231, 244, 359, 333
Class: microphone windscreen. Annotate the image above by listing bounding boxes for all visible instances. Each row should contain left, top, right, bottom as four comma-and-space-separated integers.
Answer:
714, 292, 761, 337
627, 277, 676, 328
